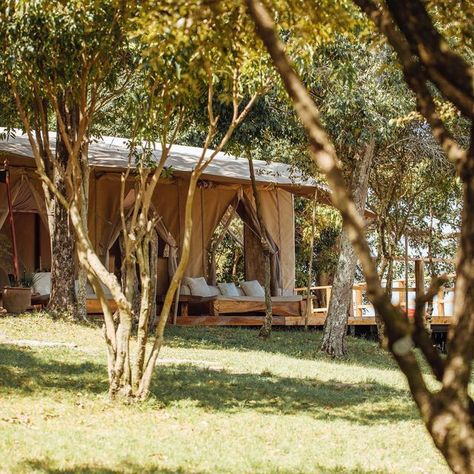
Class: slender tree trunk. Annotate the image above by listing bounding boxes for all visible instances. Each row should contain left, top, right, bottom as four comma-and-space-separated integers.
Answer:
320, 229, 357, 356
321, 141, 374, 357
137, 172, 201, 398
232, 246, 241, 280
375, 256, 393, 347
248, 154, 273, 338
47, 96, 77, 318
76, 144, 89, 321
425, 207, 435, 332
259, 250, 273, 338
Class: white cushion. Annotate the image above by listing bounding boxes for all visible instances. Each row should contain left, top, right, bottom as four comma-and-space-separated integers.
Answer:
208, 285, 221, 297
33, 272, 51, 296
180, 284, 191, 296
271, 295, 302, 302
240, 280, 265, 297
216, 295, 302, 302
183, 277, 211, 297
217, 295, 263, 302
218, 282, 240, 297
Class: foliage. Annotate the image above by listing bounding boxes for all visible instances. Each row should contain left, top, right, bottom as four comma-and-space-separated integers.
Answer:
295, 199, 342, 287
213, 219, 245, 283
368, 122, 462, 277
0, 0, 135, 121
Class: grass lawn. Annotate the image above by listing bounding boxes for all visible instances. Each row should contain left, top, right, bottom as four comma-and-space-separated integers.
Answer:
0, 314, 454, 473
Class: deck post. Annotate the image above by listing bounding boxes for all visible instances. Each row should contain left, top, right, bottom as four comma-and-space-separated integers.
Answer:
399, 279, 407, 312
437, 288, 445, 317
355, 286, 363, 318
414, 259, 425, 322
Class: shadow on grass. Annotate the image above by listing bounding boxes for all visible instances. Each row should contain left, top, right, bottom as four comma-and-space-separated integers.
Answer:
149, 364, 415, 424
0, 345, 106, 395
164, 326, 399, 371
20, 459, 392, 474
18, 460, 194, 474
0, 344, 416, 424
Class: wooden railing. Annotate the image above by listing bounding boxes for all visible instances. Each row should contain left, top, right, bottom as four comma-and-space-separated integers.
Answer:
296, 280, 456, 320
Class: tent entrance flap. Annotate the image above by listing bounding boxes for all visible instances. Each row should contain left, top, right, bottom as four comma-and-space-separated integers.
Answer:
237, 194, 282, 296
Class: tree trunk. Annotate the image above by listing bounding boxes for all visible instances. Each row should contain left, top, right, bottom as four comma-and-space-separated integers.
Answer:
231, 245, 241, 280
246, 2, 474, 469
320, 230, 357, 356
76, 144, 90, 321
137, 172, 201, 398
47, 97, 77, 318
248, 154, 273, 339
321, 141, 374, 357
259, 250, 273, 338
375, 257, 393, 347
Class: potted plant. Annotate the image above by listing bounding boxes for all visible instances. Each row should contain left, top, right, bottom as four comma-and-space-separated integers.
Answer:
2, 271, 35, 314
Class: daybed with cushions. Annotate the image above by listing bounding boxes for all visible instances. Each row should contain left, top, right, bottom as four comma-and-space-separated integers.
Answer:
179, 277, 304, 318
30, 272, 118, 313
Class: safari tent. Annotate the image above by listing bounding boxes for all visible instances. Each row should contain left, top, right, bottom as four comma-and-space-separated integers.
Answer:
0, 133, 330, 322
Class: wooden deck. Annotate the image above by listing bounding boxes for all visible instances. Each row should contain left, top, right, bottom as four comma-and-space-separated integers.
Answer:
173, 280, 456, 327
174, 314, 453, 327
82, 280, 455, 328
20, 277, 454, 329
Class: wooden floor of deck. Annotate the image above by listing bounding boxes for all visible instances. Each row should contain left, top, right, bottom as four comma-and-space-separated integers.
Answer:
174, 314, 453, 326
22, 298, 453, 328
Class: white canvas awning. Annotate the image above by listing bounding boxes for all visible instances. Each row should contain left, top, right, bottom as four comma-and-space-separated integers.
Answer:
0, 130, 330, 198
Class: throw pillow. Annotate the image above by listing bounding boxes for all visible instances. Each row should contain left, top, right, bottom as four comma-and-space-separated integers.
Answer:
240, 280, 265, 297
183, 277, 211, 297
217, 282, 240, 297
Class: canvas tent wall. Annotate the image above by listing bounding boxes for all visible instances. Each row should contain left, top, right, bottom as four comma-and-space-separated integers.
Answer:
0, 170, 51, 281
92, 175, 297, 295
0, 132, 330, 295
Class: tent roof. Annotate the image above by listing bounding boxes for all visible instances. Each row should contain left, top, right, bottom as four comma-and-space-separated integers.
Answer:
0, 131, 329, 198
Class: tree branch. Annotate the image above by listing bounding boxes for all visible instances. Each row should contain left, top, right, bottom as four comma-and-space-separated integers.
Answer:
353, 0, 467, 166
385, 0, 474, 118
246, 0, 433, 419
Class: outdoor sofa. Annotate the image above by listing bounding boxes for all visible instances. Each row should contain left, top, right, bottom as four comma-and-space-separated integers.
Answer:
178, 277, 304, 317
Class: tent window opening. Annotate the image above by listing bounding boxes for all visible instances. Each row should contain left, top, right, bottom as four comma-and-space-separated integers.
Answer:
209, 210, 245, 285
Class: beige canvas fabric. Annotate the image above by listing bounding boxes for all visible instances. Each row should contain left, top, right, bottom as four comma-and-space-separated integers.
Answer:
93, 174, 130, 260
207, 192, 241, 285
1, 144, 299, 295
179, 181, 238, 278
259, 189, 295, 296
237, 192, 283, 296
0, 173, 48, 230
93, 178, 179, 277
151, 182, 181, 244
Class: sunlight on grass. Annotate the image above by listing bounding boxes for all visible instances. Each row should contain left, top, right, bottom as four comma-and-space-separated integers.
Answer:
0, 315, 450, 473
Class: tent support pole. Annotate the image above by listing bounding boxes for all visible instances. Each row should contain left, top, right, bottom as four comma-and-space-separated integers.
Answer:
4, 161, 20, 283
305, 190, 317, 330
